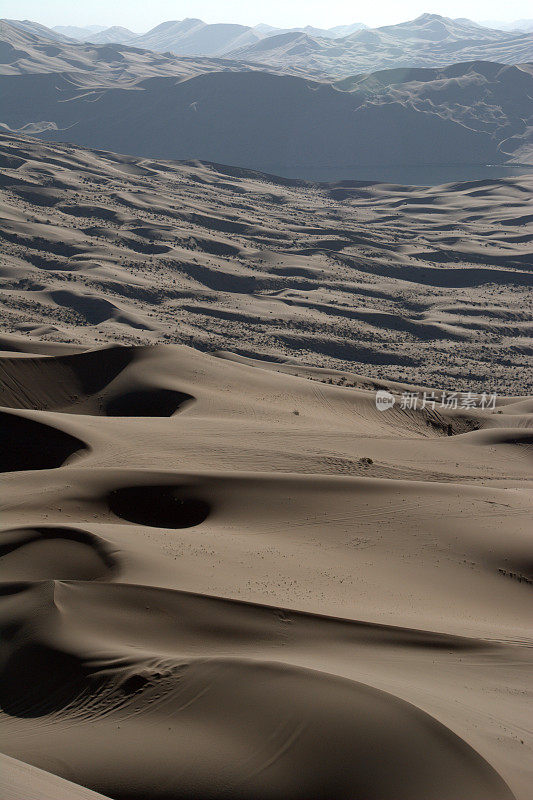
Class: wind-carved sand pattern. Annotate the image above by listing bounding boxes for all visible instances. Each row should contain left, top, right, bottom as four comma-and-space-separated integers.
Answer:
0, 339, 531, 799
0, 133, 532, 394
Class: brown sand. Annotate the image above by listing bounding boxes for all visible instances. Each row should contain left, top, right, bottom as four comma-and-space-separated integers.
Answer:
0, 338, 531, 799
0, 131, 532, 799
0, 132, 532, 393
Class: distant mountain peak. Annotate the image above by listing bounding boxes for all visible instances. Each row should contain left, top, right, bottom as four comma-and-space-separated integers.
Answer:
415, 13, 445, 21
87, 25, 139, 44
103, 26, 134, 33
148, 19, 204, 34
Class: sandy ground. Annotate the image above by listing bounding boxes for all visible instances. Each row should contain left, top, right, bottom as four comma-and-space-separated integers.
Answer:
0, 337, 531, 799
0, 133, 532, 393
0, 131, 532, 799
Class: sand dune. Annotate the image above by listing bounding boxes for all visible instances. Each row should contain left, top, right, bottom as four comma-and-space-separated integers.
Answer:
1, 753, 112, 800
0, 108, 531, 797
0, 132, 531, 391
0, 336, 531, 799
0, 408, 87, 471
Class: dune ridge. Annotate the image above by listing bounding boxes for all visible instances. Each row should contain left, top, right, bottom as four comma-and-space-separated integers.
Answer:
0, 132, 531, 393
0, 334, 531, 798
0, 61, 531, 794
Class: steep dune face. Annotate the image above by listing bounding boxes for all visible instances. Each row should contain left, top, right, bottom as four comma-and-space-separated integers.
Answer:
0, 753, 113, 800
0, 409, 87, 471
0, 133, 531, 393
0, 526, 116, 581
0, 341, 531, 799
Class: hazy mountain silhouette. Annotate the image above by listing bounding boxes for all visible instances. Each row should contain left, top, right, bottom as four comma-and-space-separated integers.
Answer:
1, 17, 531, 181
135, 19, 263, 55
230, 14, 532, 77
87, 26, 139, 45
51, 19, 369, 53
480, 19, 533, 33
52, 24, 107, 39
3, 18, 73, 42
5, 15, 530, 78
0, 20, 301, 81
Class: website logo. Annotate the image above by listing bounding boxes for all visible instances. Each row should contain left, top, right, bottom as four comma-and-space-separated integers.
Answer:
375, 390, 396, 412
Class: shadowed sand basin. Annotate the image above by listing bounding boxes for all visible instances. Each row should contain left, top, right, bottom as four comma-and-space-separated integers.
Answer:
0, 341, 531, 799
108, 486, 211, 528
0, 409, 87, 472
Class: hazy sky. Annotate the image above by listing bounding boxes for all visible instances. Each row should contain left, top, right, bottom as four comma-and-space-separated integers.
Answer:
3, 0, 531, 31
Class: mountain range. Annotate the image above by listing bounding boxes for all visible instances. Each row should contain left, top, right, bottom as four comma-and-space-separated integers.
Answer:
0, 15, 533, 183
1, 18, 531, 181
480, 19, 533, 32
3, 14, 530, 76
48, 18, 368, 49
0, 19, 310, 81
229, 14, 533, 76
52, 24, 108, 38
47, 15, 533, 49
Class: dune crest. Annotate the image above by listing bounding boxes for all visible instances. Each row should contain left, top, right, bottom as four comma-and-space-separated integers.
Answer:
0, 339, 531, 798
0, 133, 531, 393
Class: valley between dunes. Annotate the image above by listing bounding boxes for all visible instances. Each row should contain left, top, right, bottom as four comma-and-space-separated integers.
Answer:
0, 338, 532, 800
1, 132, 532, 393
0, 132, 532, 799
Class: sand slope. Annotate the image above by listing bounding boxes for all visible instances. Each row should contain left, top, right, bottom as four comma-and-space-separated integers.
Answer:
0, 339, 531, 798
0, 132, 531, 392
0, 753, 112, 800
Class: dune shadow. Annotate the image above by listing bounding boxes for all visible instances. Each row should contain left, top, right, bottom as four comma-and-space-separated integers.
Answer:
105, 389, 194, 417
108, 485, 211, 528
0, 411, 87, 472
0, 643, 96, 718
0, 346, 136, 412
1, 654, 513, 798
